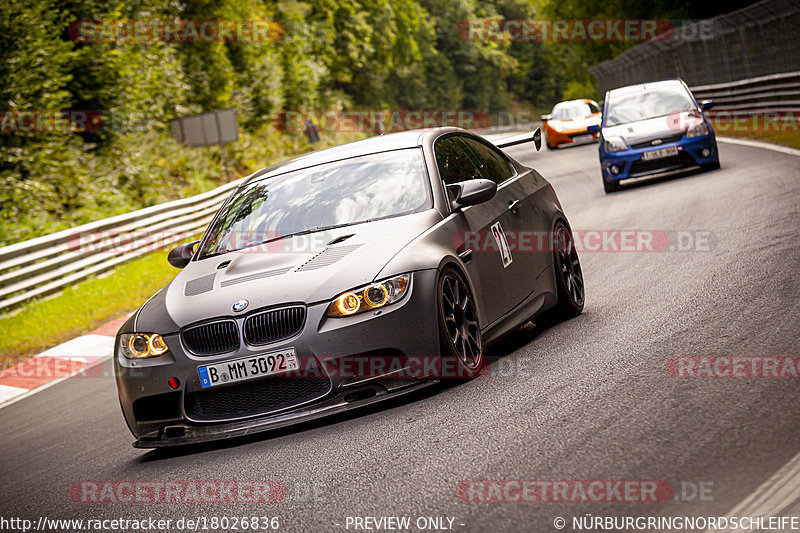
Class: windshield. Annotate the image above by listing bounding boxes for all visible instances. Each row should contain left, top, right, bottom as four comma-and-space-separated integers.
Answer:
604, 85, 696, 126
197, 148, 431, 259
552, 102, 594, 120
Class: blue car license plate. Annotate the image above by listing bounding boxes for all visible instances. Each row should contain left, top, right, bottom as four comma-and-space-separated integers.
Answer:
642, 146, 678, 161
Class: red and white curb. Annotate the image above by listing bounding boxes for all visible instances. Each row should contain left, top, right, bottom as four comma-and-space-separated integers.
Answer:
0, 316, 128, 408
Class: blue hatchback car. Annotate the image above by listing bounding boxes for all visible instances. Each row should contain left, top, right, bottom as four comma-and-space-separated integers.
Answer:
598, 79, 720, 193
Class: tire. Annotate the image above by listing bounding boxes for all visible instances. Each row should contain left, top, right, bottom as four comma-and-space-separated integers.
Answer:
437, 267, 483, 379
603, 173, 620, 193
544, 223, 585, 320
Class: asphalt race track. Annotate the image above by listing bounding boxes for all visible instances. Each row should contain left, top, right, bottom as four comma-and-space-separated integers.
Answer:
1, 138, 799, 532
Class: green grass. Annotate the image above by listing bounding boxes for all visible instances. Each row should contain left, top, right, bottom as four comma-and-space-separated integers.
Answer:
715, 122, 800, 150
0, 130, 368, 368
0, 247, 181, 368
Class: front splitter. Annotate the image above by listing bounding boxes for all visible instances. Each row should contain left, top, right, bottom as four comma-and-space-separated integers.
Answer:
133, 380, 438, 448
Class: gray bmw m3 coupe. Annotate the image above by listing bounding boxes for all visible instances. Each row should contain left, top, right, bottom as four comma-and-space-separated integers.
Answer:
115, 127, 585, 448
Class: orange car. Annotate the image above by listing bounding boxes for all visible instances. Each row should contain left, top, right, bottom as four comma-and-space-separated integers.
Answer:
541, 99, 602, 149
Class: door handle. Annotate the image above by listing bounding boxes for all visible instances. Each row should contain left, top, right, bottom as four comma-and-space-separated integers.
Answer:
508, 199, 520, 213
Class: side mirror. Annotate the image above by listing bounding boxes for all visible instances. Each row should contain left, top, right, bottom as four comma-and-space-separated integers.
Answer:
700, 99, 714, 111
168, 241, 199, 268
540, 114, 551, 122
533, 127, 542, 151
449, 179, 497, 210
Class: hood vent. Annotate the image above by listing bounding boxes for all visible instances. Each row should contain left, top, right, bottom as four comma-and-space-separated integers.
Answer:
295, 244, 362, 272
184, 273, 216, 296
327, 234, 354, 246
221, 266, 293, 288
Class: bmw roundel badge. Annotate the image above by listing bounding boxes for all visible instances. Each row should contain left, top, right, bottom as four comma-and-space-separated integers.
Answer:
232, 299, 249, 312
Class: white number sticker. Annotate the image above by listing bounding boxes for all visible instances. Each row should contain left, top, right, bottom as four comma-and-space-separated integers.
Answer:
491, 221, 513, 268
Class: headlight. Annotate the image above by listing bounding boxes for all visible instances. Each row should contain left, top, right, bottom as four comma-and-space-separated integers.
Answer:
603, 136, 627, 152
686, 122, 709, 138
120, 333, 170, 359
326, 274, 410, 317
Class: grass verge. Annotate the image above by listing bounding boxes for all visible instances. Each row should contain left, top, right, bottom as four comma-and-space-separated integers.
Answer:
0, 130, 367, 368
0, 248, 180, 369
714, 121, 800, 150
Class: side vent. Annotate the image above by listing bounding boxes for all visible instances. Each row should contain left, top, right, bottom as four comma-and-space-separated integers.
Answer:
184, 273, 216, 296
295, 244, 362, 272
220, 267, 293, 288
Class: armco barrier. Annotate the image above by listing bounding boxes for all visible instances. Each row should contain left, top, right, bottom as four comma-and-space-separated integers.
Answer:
0, 124, 542, 314
0, 177, 244, 313
689, 71, 800, 113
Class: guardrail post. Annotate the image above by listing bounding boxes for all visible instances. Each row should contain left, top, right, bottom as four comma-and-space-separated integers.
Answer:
738, 27, 751, 79
780, 17, 793, 71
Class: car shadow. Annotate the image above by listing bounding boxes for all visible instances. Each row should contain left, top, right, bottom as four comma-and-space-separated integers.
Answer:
614, 164, 719, 193
135, 318, 566, 462
552, 141, 598, 150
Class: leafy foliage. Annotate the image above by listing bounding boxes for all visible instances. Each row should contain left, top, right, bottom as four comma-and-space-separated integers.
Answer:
1, 0, 747, 245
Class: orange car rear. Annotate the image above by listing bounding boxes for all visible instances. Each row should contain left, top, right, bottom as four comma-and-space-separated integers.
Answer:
541, 98, 602, 149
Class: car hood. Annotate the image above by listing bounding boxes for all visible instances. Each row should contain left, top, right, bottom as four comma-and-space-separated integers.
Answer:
156, 210, 442, 329
602, 111, 696, 145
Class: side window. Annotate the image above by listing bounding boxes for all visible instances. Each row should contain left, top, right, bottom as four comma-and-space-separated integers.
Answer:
434, 137, 484, 201
460, 138, 515, 184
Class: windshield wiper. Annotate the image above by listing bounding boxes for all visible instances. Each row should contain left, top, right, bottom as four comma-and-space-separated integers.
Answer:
200, 221, 374, 260
256, 221, 372, 247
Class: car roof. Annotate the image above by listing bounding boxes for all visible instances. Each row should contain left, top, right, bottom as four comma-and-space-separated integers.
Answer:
607, 79, 685, 97
242, 128, 460, 186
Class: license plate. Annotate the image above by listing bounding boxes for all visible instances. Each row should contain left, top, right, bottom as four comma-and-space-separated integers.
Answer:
641, 146, 678, 160
572, 134, 593, 143
198, 349, 299, 388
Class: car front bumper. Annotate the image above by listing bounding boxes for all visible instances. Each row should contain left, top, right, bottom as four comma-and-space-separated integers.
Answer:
131, 379, 438, 448
600, 134, 718, 182
115, 269, 443, 448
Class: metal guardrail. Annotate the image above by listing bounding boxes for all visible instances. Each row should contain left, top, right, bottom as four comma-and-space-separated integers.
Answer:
690, 71, 800, 112
0, 123, 544, 314
0, 177, 244, 313
589, 0, 800, 97
475, 121, 541, 135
